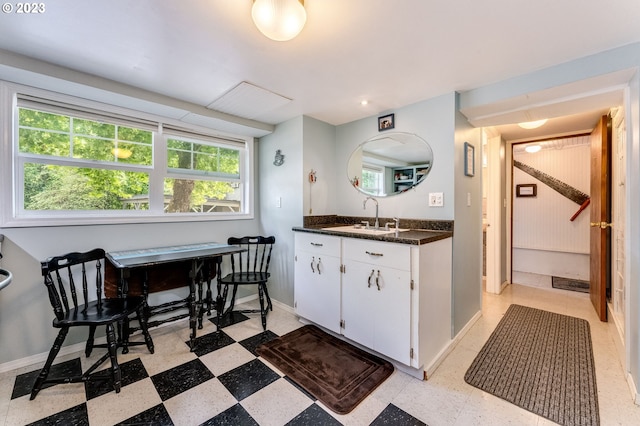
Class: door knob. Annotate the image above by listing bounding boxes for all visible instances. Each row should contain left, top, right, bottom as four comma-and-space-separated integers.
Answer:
590, 221, 613, 229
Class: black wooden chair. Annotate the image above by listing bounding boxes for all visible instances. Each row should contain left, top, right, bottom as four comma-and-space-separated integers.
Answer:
30, 248, 154, 400
218, 236, 275, 331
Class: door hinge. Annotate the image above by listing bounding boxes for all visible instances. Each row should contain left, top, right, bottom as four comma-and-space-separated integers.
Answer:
410, 348, 414, 359
294, 301, 297, 308
340, 264, 345, 273
294, 255, 297, 262
410, 279, 414, 290
340, 319, 345, 329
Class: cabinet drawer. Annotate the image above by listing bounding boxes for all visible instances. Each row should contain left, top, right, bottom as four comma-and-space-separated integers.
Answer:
343, 238, 410, 270
295, 232, 340, 256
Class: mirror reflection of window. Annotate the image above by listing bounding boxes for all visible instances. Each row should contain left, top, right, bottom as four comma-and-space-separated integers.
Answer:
347, 132, 434, 198
362, 164, 385, 196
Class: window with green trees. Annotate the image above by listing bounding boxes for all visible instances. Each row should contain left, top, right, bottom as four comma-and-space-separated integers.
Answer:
8, 92, 250, 225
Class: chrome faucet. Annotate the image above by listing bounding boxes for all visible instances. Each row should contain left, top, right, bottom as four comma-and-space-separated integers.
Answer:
363, 197, 379, 229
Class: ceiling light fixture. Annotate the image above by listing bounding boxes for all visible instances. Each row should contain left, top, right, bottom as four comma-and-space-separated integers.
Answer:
518, 119, 548, 129
251, 0, 307, 41
525, 145, 542, 153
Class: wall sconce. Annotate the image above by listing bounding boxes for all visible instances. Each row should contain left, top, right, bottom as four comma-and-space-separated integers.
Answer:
251, 0, 307, 41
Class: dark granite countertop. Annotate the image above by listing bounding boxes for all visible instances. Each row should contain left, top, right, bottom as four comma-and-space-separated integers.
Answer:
292, 223, 452, 245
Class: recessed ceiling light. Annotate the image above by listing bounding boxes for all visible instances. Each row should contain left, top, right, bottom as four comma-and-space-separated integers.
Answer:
360, 100, 369, 106
525, 145, 542, 153
518, 119, 548, 129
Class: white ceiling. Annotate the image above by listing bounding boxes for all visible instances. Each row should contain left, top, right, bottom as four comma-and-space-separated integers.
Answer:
0, 0, 638, 140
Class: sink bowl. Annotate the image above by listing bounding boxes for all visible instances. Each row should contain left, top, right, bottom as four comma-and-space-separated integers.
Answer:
322, 225, 408, 235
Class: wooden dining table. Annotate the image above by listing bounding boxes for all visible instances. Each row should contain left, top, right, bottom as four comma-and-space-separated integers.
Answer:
105, 242, 245, 351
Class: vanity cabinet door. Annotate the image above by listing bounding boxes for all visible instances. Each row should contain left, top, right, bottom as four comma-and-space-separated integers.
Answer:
294, 234, 341, 334
342, 260, 412, 365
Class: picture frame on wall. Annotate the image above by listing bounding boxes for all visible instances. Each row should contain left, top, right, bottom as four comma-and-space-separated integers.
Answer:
464, 142, 475, 177
516, 183, 537, 197
378, 113, 394, 131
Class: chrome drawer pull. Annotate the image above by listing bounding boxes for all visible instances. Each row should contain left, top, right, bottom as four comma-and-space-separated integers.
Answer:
310, 256, 315, 273
310, 242, 323, 247
365, 251, 384, 257
368, 269, 374, 287
376, 270, 381, 291
317, 258, 322, 275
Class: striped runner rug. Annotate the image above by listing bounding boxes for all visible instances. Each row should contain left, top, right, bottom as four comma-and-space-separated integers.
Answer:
464, 304, 599, 425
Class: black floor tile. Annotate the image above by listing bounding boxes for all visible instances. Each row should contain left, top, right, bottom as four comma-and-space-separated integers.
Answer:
150, 359, 214, 401
85, 357, 149, 400
286, 403, 343, 425
13, 358, 83, 399
217, 358, 279, 401
188, 330, 235, 357
210, 311, 250, 328
369, 403, 427, 426
115, 403, 174, 425
199, 403, 259, 426
26, 403, 89, 426
239, 330, 279, 356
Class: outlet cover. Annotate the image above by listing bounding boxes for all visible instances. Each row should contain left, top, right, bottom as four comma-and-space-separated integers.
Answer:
429, 192, 444, 207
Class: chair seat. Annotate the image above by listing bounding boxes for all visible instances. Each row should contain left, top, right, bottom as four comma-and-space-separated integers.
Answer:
219, 272, 270, 285
53, 296, 145, 327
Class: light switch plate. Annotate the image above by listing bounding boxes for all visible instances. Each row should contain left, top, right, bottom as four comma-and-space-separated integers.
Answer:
429, 192, 444, 207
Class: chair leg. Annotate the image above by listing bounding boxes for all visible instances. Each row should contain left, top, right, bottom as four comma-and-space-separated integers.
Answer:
105, 323, 122, 394
226, 284, 239, 314
85, 325, 96, 357
121, 317, 130, 354
263, 284, 273, 311
137, 306, 154, 354
31, 327, 69, 400
258, 284, 267, 331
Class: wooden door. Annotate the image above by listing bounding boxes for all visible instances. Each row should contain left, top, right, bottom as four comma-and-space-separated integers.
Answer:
589, 115, 612, 321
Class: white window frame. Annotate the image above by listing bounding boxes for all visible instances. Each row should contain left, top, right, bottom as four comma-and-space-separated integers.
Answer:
0, 82, 254, 227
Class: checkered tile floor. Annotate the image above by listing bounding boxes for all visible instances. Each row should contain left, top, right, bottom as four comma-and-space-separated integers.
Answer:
6, 303, 425, 425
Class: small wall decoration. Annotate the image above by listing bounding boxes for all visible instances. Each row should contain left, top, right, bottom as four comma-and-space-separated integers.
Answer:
464, 142, 475, 177
378, 113, 395, 131
516, 184, 537, 197
273, 149, 284, 166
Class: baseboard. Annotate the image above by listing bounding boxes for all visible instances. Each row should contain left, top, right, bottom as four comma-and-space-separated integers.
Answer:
425, 309, 482, 379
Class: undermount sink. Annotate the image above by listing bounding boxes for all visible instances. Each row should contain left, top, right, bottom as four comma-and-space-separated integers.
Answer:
322, 225, 408, 235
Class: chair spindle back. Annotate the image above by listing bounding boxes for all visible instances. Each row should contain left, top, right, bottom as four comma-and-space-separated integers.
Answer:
227, 236, 275, 278
41, 248, 106, 321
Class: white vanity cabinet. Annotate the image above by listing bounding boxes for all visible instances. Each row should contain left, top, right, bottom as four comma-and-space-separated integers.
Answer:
342, 239, 412, 365
293, 233, 342, 334
294, 230, 452, 378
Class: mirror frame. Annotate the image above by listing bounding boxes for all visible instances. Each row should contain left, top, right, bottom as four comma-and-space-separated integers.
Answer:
347, 132, 433, 198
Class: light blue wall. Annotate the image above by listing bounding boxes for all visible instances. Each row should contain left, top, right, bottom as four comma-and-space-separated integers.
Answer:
335, 94, 457, 220
258, 116, 305, 307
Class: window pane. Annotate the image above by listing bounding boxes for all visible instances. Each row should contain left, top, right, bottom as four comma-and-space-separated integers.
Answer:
163, 178, 241, 213
167, 138, 240, 177
19, 108, 69, 132
73, 118, 115, 139
23, 163, 149, 211
19, 128, 70, 156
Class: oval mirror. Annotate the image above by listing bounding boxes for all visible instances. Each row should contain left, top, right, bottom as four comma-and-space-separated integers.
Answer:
347, 132, 433, 197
